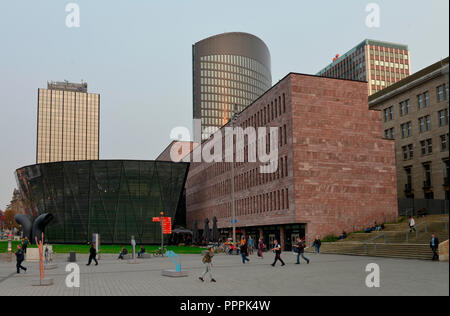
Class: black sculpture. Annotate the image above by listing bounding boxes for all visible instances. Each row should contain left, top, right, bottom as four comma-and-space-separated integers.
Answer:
15, 213, 54, 245
192, 220, 199, 244
212, 217, 219, 243
202, 218, 211, 244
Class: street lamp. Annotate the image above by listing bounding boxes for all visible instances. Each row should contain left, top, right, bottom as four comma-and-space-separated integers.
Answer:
231, 104, 239, 245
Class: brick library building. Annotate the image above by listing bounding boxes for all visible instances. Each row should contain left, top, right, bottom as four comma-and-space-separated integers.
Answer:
185, 73, 398, 250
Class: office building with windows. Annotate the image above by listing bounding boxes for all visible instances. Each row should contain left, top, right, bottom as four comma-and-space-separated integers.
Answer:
317, 39, 410, 95
186, 73, 397, 250
369, 57, 449, 205
37, 81, 100, 164
193, 32, 272, 141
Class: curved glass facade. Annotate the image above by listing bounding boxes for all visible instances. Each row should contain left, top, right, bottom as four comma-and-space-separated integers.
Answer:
193, 32, 272, 141
199, 54, 271, 139
15, 160, 189, 244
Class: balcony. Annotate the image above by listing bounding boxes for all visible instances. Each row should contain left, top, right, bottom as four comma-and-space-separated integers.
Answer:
423, 180, 432, 190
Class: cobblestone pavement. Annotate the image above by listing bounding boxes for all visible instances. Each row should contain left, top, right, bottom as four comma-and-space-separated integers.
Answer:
0, 252, 448, 296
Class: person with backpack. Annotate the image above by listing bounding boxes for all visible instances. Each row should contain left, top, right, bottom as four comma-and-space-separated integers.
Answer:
271, 240, 285, 267
199, 247, 216, 282
294, 237, 310, 265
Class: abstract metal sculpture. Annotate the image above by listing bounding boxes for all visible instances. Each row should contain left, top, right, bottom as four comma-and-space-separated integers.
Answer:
15, 213, 54, 245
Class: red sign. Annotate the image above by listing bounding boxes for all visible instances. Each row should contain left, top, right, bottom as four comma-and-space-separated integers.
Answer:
162, 217, 172, 235
153, 216, 172, 234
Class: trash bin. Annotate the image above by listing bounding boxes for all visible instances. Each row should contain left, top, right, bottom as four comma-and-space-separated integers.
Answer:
68, 251, 76, 262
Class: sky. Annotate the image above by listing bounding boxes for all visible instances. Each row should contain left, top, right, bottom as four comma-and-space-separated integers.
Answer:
0, 0, 449, 210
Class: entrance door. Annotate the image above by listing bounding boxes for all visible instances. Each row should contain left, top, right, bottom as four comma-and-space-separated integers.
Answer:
269, 234, 276, 248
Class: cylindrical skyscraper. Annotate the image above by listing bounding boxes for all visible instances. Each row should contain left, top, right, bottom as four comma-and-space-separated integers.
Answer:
193, 32, 272, 141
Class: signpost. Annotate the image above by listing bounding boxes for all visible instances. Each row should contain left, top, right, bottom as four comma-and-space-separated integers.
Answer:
7, 233, 12, 262
153, 212, 172, 256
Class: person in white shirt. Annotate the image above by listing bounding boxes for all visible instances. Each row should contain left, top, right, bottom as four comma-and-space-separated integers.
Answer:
409, 216, 416, 232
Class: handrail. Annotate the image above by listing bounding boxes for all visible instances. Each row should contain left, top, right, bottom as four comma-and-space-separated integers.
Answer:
405, 221, 428, 242
363, 232, 387, 253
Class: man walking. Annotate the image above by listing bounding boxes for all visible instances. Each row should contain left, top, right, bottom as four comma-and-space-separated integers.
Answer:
313, 236, 322, 255
295, 237, 310, 265
409, 216, 416, 233
430, 234, 440, 261
86, 243, 98, 266
199, 247, 216, 282
271, 240, 285, 267
15, 245, 27, 274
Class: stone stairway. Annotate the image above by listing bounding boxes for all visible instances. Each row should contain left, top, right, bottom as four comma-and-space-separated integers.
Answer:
305, 215, 449, 260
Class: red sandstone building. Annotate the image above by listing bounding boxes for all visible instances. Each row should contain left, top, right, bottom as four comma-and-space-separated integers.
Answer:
185, 73, 398, 250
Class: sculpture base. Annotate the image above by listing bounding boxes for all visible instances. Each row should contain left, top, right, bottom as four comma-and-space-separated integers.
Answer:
31, 278, 54, 286
44, 263, 58, 270
162, 270, 189, 277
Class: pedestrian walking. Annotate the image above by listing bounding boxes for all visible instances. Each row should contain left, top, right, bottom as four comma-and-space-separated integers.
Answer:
257, 237, 265, 259
409, 216, 416, 233
313, 236, 322, 254
430, 234, 440, 261
199, 247, 216, 282
271, 240, 285, 267
294, 237, 310, 264
247, 236, 255, 255
15, 245, 27, 274
86, 243, 98, 266
240, 239, 250, 264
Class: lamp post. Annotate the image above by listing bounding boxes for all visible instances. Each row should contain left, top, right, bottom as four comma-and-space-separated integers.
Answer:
231, 104, 239, 245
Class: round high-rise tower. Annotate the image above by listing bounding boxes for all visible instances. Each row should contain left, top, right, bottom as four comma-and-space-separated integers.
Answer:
193, 32, 272, 141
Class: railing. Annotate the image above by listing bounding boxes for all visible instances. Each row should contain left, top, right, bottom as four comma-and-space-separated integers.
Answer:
363, 232, 387, 254
405, 222, 428, 242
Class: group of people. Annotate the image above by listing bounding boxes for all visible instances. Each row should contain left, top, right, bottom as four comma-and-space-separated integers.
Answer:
365, 222, 385, 233
200, 236, 323, 282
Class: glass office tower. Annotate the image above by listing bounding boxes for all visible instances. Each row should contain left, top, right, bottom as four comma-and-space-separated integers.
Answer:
193, 32, 272, 141
37, 81, 100, 164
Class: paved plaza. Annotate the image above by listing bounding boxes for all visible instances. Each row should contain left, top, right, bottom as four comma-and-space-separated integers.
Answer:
0, 252, 448, 296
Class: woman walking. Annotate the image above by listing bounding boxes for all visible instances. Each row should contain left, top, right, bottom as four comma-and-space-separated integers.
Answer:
257, 237, 265, 259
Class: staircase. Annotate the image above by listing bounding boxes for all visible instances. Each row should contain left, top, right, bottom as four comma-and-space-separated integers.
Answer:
305, 215, 449, 260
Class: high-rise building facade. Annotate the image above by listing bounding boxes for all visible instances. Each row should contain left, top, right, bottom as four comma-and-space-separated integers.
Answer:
193, 32, 272, 141
369, 57, 449, 204
37, 81, 100, 164
317, 39, 410, 95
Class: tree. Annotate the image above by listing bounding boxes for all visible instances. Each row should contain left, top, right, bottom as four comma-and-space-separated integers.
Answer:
3, 208, 19, 231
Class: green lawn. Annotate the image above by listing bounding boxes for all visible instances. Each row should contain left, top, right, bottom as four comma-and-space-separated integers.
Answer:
0, 241, 204, 254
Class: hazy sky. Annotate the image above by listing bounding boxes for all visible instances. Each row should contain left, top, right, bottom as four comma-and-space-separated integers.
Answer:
0, 0, 449, 210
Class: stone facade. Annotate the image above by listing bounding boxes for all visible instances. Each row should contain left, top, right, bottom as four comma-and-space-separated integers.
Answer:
369, 58, 449, 201
186, 73, 398, 249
